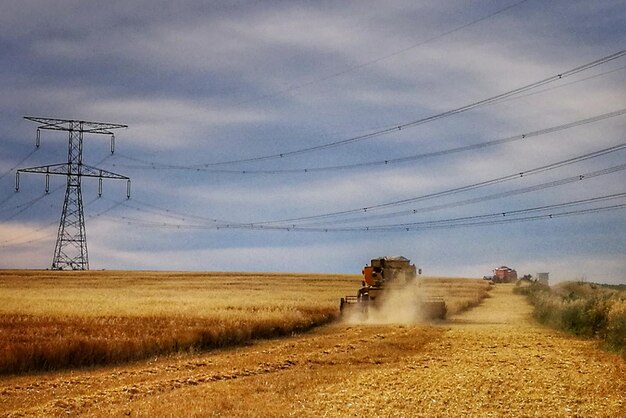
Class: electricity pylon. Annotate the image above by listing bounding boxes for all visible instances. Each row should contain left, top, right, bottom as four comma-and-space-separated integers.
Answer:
15, 117, 131, 270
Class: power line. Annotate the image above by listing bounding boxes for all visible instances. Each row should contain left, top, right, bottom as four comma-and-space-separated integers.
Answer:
0, 222, 57, 248
0, 147, 39, 182
104, 157, 626, 232
297, 184, 626, 228
115, 49, 626, 169
112, 109, 626, 174
257, 195, 626, 232
365, 204, 626, 233
371, 193, 626, 230
200, 50, 626, 166
102, 197, 626, 233
485, 65, 626, 107
119, 197, 231, 225
0, 192, 17, 209
0, 192, 55, 216
0, 191, 56, 223
252, 142, 626, 225
112, 164, 626, 231
0, 196, 120, 247
227, 163, 626, 229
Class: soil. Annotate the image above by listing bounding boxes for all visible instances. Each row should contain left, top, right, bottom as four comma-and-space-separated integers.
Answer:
1, 284, 624, 417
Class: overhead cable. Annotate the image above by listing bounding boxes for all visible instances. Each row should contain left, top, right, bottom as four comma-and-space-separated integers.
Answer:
317, 203, 626, 232
114, 109, 625, 174
252, 142, 626, 225
254, 196, 626, 232
367, 193, 626, 230
106, 159, 626, 231
486, 65, 626, 107
0, 193, 53, 223
115, 50, 626, 169
295, 186, 626, 228
0, 147, 39, 182
200, 50, 626, 166
0, 195, 118, 247
103, 200, 626, 233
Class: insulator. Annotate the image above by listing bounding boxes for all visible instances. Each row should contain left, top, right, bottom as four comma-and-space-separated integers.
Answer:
15, 172, 20, 191
126, 179, 131, 199
98, 178, 103, 197
36, 128, 41, 148
45, 174, 50, 193
110, 134, 115, 154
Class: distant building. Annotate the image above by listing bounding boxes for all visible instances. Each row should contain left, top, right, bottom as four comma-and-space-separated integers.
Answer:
536, 272, 549, 285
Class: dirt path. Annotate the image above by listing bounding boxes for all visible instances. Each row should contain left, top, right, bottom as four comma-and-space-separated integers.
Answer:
302, 285, 625, 417
1, 285, 624, 417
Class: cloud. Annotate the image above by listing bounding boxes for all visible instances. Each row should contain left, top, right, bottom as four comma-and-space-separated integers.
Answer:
86, 98, 275, 150
1, 1, 625, 283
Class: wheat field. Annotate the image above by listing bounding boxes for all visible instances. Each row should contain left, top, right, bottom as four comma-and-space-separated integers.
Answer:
0, 270, 354, 374
1, 282, 624, 417
0, 270, 489, 374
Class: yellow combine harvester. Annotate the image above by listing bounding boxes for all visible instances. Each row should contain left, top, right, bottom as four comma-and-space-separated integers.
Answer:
340, 256, 447, 320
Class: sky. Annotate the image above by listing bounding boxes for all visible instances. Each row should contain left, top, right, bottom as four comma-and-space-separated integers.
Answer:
0, 0, 625, 284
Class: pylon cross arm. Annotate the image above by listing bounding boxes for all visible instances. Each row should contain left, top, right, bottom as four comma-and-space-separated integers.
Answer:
23, 116, 127, 133
17, 163, 69, 175
81, 164, 130, 180
17, 163, 129, 180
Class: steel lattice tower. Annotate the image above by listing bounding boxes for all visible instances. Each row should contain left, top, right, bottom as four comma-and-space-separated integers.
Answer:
16, 117, 130, 270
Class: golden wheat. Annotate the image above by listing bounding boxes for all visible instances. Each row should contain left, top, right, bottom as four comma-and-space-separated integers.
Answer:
420, 277, 492, 315
0, 270, 489, 374
0, 270, 358, 374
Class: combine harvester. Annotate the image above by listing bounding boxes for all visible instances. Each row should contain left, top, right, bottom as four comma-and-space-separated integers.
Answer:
340, 256, 447, 321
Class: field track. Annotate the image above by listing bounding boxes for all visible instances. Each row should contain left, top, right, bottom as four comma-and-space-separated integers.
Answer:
1, 284, 624, 417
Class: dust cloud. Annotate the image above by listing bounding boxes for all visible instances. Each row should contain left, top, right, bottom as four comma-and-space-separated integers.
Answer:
343, 280, 440, 325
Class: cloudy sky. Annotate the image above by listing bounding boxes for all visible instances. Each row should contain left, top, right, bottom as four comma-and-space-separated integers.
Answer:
1, 0, 625, 284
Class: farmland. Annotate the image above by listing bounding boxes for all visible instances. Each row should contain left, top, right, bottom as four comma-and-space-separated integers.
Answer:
0, 270, 488, 374
1, 271, 624, 417
0, 270, 356, 374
